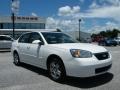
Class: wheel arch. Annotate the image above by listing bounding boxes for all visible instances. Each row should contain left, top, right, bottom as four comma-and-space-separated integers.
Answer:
46, 54, 66, 71
13, 50, 18, 55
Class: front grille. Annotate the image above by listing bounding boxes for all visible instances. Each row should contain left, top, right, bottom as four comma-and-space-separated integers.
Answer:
94, 52, 109, 60
95, 64, 112, 74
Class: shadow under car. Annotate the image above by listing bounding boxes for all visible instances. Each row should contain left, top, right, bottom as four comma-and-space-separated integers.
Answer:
18, 62, 114, 89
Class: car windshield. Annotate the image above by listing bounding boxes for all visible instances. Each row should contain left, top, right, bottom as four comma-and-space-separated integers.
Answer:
42, 32, 78, 44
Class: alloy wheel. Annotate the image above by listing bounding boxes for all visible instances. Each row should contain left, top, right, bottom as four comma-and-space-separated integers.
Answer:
14, 53, 20, 65
50, 61, 61, 80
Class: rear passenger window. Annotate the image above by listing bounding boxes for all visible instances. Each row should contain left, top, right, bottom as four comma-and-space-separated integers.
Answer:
18, 33, 30, 43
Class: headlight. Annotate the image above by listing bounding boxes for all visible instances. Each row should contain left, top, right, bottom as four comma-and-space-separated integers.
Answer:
70, 49, 93, 58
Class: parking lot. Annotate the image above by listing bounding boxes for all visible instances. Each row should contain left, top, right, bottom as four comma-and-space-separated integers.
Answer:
0, 46, 120, 90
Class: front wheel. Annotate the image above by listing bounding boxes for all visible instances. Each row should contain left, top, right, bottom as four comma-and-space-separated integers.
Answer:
13, 52, 21, 66
48, 58, 66, 82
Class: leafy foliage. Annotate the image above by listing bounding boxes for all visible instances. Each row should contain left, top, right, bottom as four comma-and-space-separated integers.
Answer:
91, 29, 120, 38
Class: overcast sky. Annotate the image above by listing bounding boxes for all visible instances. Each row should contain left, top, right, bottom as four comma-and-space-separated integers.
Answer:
0, 0, 120, 33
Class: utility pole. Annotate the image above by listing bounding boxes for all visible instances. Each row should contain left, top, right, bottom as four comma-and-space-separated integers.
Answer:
11, 0, 19, 39
12, 9, 15, 38
79, 19, 81, 41
11, 0, 15, 38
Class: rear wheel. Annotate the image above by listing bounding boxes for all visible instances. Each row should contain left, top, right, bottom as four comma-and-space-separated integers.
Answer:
13, 52, 21, 66
48, 58, 66, 82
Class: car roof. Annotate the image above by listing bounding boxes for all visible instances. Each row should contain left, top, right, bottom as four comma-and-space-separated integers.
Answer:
19, 30, 61, 37
24, 30, 61, 34
0, 35, 12, 38
30, 29, 58, 33
23, 29, 59, 34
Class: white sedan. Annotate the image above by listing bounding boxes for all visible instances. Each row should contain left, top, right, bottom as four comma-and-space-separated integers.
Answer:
11, 31, 112, 82
0, 35, 14, 49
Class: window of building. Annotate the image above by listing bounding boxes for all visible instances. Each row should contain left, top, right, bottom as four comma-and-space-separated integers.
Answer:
3, 23, 9, 29
40, 23, 45, 29
20, 23, 26, 29
0, 23, 45, 29
8, 23, 12, 29
26, 23, 31, 29
0, 23, 3, 29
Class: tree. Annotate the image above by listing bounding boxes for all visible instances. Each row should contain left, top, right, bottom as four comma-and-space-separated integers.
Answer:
92, 28, 120, 38
112, 29, 119, 38
99, 31, 106, 37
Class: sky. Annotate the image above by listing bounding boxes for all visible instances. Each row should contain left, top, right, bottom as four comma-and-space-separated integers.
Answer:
0, 0, 120, 33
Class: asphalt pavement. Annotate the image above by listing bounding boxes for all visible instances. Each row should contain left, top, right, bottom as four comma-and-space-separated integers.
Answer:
0, 46, 120, 90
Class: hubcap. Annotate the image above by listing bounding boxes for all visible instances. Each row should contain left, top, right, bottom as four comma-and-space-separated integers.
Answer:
50, 62, 61, 80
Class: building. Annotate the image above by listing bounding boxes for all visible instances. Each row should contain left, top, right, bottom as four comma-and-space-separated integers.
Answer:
0, 16, 46, 29
0, 16, 46, 38
0, 16, 91, 41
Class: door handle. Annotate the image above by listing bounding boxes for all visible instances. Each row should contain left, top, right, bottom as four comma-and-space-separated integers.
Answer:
17, 46, 19, 48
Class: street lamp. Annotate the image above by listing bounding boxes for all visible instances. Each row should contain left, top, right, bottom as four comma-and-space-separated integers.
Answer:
11, 0, 15, 38
11, 0, 19, 39
79, 19, 81, 41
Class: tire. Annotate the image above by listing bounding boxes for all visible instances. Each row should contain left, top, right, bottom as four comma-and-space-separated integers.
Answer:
103, 42, 106, 46
13, 52, 21, 66
48, 58, 66, 82
98, 42, 101, 46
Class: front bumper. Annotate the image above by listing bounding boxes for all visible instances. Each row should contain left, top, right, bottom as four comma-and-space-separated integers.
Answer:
65, 55, 112, 77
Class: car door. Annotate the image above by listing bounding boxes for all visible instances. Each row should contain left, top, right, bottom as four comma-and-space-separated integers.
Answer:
26, 32, 45, 67
0, 36, 12, 49
18, 33, 31, 63
3, 36, 13, 49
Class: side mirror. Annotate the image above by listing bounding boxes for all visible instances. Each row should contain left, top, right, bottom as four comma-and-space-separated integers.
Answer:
32, 40, 44, 45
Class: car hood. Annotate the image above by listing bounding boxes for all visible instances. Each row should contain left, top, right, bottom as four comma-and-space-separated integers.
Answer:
50, 43, 108, 53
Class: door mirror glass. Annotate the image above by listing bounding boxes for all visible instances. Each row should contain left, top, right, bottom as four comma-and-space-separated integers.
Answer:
32, 40, 43, 45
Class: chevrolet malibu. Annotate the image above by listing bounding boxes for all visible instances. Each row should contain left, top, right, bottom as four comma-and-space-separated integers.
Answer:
11, 31, 112, 82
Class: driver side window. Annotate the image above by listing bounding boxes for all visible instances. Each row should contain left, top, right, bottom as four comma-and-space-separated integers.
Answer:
18, 33, 31, 43
29, 32, 44, 44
